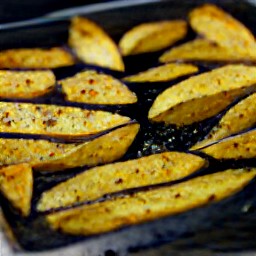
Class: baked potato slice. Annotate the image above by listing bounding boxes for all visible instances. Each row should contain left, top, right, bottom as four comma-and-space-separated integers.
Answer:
47, 168, 256, 236
122, 63, 198, 83
60, 70, 137, 104
37, 152, 206, 211
0, 47, 75, 69
148, 65, 256, 126
0, 122, 139, 171
119, 20, 187, 56
0, 70, 55, 99
191, 93, 256, 150
69, 17, 124, 71
189, 4, 256, 55
159, 39, 256, 63
0, 163, 32, 216
0, 102, 130, 138
198, 128, 256, 160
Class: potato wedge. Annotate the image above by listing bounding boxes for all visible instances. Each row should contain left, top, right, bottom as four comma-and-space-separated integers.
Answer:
159, 39, 256, 63
148, 65, 256, 126
69, 17, 124, 71
0, 70, 55, 99
0, 122, 139, 171
60, 70, 137, 104
0, 163, 33, 216
37, 152, 206, 211
199, 129, 256, 160
189, 4, 256, 55
47, 168, 256, 236
122, 63, 198, 83
0, 102, 130, 138
119, 20, 187, 56
0, 47, 75, 69
191, 93, 256, 150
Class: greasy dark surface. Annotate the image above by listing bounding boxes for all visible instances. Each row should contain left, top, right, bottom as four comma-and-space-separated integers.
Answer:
0, 0, 256, 254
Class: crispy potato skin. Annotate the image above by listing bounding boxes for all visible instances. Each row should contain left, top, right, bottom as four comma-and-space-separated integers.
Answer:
60, 70, 137, 104
199, 129, 256, 160
159, 39, 256, 63
119, 20, 187, 56
0, 123, 139, 171
0, 164, 32, 216
0, 70, 55, 99
148, 65, 256, 126
69, 17, 124, 71
37, 152, 206, 211
47, 169, 256, 235
0, 48, 75, 69
123, 63, 198, 83
191, 93, 256, 150
189, 4, 256, 55
0, 102, 130, 138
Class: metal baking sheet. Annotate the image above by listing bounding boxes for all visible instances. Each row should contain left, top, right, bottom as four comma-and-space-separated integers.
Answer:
0, 0, 256, 255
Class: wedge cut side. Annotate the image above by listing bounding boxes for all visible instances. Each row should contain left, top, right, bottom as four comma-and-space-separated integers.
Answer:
69, 17, 124, 71
119, 20, 187, 56
148, 65, 256, 126
0, 122, 139, 171
0, 102, 130, 138
199, 129, 256, 160
159, 39, 256, 63
47, 168, 256, 236
123, 63, 198, 83
37, 152, 206, 211
0, 70, 56, 99
0, 163, 33, 216
191, 93, 256, 150
0, 47, 75, 69
60, 70, 137, 104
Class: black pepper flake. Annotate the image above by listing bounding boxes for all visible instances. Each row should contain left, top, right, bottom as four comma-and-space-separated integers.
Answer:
115, 178, 123, 184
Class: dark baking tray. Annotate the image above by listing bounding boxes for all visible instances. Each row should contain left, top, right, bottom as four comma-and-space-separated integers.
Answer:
0, 0, 256, 255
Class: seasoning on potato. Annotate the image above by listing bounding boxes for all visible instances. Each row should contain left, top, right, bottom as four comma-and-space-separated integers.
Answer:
0, 163, 33, 217
60, 70, 137, 104
0, 47, 75, 69
0, 102, 130, 138
198, 128, 256, 160
122, 63, 198, 83
189, 4, 256, 56
0, 122, 139, 171
0, 70, 55, 99
159, 39, 256, 63
37, 152, 206, 211
47, 168, 256, 236
69, 17, 124, 71
148, 65, 256, 126
191, 93, 256, 150
119, 20, 187, 56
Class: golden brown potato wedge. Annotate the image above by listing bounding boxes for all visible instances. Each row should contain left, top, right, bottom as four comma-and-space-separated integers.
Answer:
148, 65, 256, 126
122, 63, 198, 83
60, 70, 137, 104
47, 168, 256, 236
0, 47, 75, 69
0, 102, 130, 138
191, 93, 256, 150
119, 20, 187, 56
189, 4, 256, 55
37, 152, 206, 211
0, 163, 33, 216
69, 17, 124, 71
0, 122, 139, 171
0, 70, 55, 99
198, 129, 256, 160
159, 39, 256, 63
